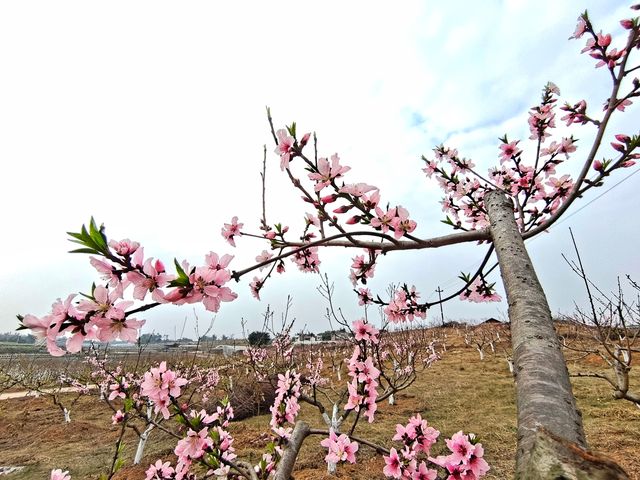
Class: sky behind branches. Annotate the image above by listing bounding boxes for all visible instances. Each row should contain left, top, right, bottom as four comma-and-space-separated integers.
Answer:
1, 1, 639, 339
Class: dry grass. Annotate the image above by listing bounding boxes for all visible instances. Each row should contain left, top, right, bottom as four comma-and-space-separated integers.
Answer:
0, 332, 639, 479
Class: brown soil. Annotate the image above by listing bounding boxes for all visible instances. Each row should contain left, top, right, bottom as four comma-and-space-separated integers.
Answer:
0, 333, 638, 479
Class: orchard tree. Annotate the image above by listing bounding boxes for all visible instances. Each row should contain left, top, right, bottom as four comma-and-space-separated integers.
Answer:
240, 282, 440, 475
20, 7, 640, 479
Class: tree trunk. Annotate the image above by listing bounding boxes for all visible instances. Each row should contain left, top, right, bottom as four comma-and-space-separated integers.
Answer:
274, 421, 310, 480
322, 404, 342, 475
485, 191, 628, 479
134, 424, 155, 464
521, 428, 629, 480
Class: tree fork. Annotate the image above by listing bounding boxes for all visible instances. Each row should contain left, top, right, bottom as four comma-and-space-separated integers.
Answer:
485, 190, 628, 479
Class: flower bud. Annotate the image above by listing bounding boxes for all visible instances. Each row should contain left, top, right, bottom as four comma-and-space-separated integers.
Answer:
333, 205, 353, 214
620, 19, 634, 29
611, 142, 626, 153
592, 160, 603, 171
321, 194, 338, 204
346, 216, 361, 225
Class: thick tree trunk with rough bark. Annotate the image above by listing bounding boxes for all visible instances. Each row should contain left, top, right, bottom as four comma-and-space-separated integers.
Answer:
485, 190, 628, 479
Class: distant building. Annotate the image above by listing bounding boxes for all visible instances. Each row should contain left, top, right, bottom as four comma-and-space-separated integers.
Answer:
481, 317, 503, 324
297, 332, 318, 342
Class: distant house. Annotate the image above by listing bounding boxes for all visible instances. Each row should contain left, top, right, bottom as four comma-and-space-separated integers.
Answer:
297, 332, 318, 342
219, 344, 248, 358
481, 317, 503, 324
329, 331, 350, 341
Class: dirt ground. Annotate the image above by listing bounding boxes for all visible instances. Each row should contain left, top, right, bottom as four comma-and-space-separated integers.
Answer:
0, 336, 638, 479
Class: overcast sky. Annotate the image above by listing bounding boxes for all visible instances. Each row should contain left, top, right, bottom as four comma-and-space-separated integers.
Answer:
1, 1, 638, 340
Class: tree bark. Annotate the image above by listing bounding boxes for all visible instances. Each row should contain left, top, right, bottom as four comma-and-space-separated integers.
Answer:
274, 420, 310, 480
485, 191, 628, 479
521, 428, 629, 480
133, 424, 154, 464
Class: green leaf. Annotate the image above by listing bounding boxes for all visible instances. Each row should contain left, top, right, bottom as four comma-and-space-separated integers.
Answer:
66, 231, 86, 241
168, 278, 190, 288
69, 247, 102, 255
67, 220, 106, 255
174, 258, 187, 278
174, 414, 188, 427
88, 217, 108, 251
169, 258, 191, 287
458, 272, 471, 282
78, 291, 94, 300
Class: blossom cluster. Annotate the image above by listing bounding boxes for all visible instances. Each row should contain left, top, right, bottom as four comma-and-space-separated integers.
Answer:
350, 250, 378, 286
145, 402, 236, 479
430, 431, 490, 479
352, 318, 379, 344
423, 90, 579, 233
305, 352, 329, 388
383, 416, 489, 480
421, 9, 640, 237
252, 370, 304, 478
140, 361, 188, 419
264, 126, 419, 281
571, 10, 638, 70
20, 288, 145, 357
320, 428, 359, 465
344, 342, 380, 423
19, 221, 238, 356
384, 285, 428, 323
269, 370, 302, 439
459, 277, 502, 303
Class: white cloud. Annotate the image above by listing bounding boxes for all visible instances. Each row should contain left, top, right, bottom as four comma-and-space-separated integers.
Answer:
0, 0, 638, 338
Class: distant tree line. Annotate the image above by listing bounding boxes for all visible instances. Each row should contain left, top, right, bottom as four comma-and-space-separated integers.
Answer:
0, 332, 36, 343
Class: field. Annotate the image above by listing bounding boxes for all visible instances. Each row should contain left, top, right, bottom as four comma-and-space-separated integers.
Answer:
0, 327, 639, 480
